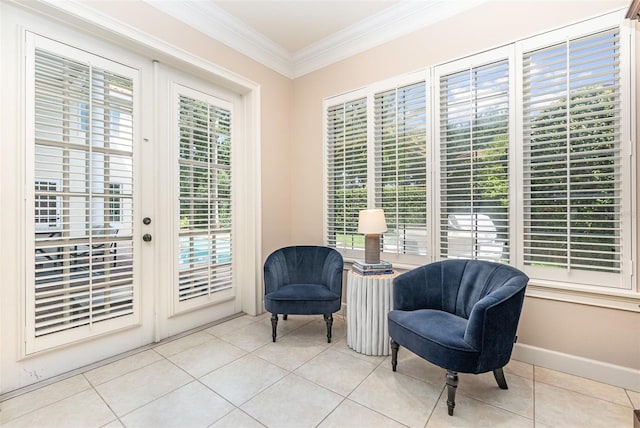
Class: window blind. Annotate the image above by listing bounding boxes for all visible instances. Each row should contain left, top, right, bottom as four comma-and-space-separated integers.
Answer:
439, 59, 510, 263
374, 82, 428, 257
33, 48, 135, 337
326, 98, 368, 250
522, 28, 622, 274
178, 94, 232, 302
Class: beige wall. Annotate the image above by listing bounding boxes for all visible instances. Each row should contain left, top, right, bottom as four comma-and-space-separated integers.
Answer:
520, 297, 639, 369
291, 0, 640, 372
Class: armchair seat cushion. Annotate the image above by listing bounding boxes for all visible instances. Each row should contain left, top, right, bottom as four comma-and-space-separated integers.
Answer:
267, 283, 339, 301
389, 309, 480, 373
265, 283, 341, 315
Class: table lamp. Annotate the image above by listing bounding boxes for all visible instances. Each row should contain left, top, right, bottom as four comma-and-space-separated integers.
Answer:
358, 209, 387, 264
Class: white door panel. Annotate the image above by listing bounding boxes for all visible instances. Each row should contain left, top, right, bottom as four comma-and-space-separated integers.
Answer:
154, 65, 241, 340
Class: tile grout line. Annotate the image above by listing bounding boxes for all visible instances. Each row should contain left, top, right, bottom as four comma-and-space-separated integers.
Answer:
86, 372, 124, 428
424, 384, 446, 426
533, 366, 635, 408
63, 315, 255, 426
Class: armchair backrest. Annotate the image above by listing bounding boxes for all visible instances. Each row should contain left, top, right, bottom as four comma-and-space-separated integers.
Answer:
264, 246, 343, 294
394, 259, 528, 320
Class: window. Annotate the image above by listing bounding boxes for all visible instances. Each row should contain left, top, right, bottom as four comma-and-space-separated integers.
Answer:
436, 50, 511, 264
375, 82, 428, 258
176, 86, 233, 307
34, 180, 60, 229
325, 74, 429, 263
325, 97, 368, 253
324, 12, 633, 291
519, 22, 632, 288
108, 183, 122, 223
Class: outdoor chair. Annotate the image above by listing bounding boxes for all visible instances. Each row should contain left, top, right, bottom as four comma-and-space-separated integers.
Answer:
72, 228, 119, 271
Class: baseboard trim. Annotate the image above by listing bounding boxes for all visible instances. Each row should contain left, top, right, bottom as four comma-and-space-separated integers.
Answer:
513, 343, 640, 392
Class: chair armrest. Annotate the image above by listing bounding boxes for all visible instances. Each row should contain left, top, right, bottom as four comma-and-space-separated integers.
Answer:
321, 251, 344, 296
463, 282, 527, 370
264, 252, 288, 294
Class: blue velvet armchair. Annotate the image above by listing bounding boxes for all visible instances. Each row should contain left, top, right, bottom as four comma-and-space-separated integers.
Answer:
264, 246, 343, 343
388, 259, 529, 416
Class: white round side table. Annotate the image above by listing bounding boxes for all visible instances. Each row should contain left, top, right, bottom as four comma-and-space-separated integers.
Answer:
346, 269, 399, 356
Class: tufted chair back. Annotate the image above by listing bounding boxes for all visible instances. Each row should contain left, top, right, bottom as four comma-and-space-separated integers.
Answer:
393, 259, 528, 319
264, 246, 343, 296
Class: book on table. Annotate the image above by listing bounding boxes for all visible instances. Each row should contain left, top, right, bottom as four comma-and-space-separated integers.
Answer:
352, 260, 393, 275
352, 266, 394, 275
353, 260, 392, 271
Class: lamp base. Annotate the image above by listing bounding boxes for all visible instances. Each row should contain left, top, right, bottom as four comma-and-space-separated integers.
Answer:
364, 234, 381, 264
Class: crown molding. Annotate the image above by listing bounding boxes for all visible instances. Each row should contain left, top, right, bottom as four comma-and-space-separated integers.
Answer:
143, 0, 294, 77
291, 0, 488, 78
20, 0, 259, 92
137, 1, 488, 79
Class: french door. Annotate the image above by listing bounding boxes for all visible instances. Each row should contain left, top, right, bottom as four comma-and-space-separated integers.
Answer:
21, 33, 240, 365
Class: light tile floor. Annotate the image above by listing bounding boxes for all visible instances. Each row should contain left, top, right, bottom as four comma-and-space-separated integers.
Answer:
1, 313, 638, 428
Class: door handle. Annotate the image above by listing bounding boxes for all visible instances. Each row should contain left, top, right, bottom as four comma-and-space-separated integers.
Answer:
143, 217, 151, 225
142, 233, 152, 242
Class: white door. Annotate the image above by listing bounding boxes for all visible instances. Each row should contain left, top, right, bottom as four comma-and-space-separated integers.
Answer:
24, 33, 156, 357
153, 65, 242, 340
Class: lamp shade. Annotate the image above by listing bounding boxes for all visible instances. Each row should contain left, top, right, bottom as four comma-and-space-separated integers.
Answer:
358, 209, 387, 234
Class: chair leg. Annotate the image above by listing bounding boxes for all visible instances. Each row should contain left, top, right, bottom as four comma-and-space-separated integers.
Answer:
283, 314, 288, 320
270, 313, 278, 342
445, 370, 458, 416
323, 314, 333, 343
390, 339, 399, 371
493, 367, 508, 390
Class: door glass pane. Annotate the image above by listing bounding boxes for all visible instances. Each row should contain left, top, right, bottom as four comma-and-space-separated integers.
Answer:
177, 93, 232, 302
33, 48, 135, 338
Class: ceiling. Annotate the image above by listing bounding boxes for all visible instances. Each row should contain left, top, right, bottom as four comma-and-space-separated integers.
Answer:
144, 0, 486, 78
212, 1, 401, 53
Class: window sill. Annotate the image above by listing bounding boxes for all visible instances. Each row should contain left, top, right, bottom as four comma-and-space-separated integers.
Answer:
343, 258, 640, 312
525, 280, 640, 313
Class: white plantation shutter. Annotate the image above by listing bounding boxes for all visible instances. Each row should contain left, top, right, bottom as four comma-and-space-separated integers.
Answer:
438, 58, 511, 263
31, 44, 136, 343
522, 28, 624, 281
326, 98, 368, 251
374, 82, 428, 257
322, 13, 632, 293
177, 91, 232, 304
